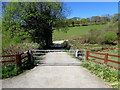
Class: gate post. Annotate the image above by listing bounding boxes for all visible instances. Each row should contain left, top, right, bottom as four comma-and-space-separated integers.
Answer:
16, 54, 21, 68
104, 53, 108, 65
75, 50, 78, 57
28, 50, 34, 68
83, 50, 86, 61
85, 50, 90, 61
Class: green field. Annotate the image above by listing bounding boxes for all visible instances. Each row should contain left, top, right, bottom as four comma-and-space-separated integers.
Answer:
53, 25, 106, 41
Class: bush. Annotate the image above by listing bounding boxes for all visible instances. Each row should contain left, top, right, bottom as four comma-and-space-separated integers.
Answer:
2, 43, 39, 55
1, 64, 21, 79
103, 31, 117, 44
82, 24, 88, 26
82, 29, 102, 44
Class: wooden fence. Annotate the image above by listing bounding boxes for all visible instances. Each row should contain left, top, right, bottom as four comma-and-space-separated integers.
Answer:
1, 50, 120, 70
0, 50, 34, 70
86, 50, 120, 70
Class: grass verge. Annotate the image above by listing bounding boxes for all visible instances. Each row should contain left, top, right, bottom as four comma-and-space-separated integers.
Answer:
81, 61, 120, 89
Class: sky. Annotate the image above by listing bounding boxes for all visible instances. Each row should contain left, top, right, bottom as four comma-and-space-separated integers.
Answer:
65, 2, 118, 19
0, 2, 119, 20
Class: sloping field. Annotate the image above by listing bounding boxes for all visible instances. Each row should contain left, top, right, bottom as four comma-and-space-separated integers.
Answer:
53, 25, 105, 41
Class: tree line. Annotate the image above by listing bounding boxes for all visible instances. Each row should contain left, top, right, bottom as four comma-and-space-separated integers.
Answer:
2, 2, 68, 48
66, 14, 120, 27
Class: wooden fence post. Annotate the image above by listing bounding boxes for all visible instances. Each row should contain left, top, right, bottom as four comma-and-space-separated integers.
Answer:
16, 54, 21, 68
104, 53, 108, 65
86, 50, 90, 61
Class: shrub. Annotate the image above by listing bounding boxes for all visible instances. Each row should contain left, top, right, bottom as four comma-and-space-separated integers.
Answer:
82, 29, 102, 44
82, 24, 88, 26
1, 64, 21, 79
103, 31, 117, 44
2, 43, 39, 55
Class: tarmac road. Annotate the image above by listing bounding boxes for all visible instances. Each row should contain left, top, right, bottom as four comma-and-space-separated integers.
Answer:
2, 52, 110, 88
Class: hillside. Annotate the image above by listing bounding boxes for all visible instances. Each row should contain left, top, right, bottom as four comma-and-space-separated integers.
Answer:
53, 24, 106, 41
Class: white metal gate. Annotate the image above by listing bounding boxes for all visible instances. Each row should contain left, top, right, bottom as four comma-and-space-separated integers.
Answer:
31, 50, 86, 66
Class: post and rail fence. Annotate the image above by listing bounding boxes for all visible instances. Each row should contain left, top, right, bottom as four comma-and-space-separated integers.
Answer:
86, 50, 120, 70
0, 50, 34, 70
0, 50, 120, 70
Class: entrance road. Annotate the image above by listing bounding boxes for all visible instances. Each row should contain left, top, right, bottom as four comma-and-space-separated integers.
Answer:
2, 52, 110, 88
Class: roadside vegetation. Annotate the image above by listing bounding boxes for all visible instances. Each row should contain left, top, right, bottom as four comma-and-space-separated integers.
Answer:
81, 61, 120, 89
1, 43, 39, 78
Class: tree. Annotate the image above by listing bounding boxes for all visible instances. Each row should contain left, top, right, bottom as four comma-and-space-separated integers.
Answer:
112, 13, 120, 22
0, 20, 1, 45
66, 19, 73, 26
72, 17, 80, 26
72, 21, 75, 27
101, 17, 110, 23
91, 16, 101, 23
80, 18, 89, 25
2, 2, 68, 48
86, 18, 90, 21
74, 20, 80, 26
66, 18, 75, 27
72, 17, 80, 21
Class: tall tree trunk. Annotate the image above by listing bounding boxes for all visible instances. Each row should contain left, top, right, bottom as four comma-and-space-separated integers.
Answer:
44, 27, 53, 48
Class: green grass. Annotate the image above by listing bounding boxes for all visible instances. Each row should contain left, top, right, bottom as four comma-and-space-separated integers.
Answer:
1, 64, 21, 79
53, 25, 106, 41
99, 49, 119, 55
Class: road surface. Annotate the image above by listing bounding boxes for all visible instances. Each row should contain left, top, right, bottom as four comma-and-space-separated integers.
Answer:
2, 52, 110, 88
53, 40, 68, 44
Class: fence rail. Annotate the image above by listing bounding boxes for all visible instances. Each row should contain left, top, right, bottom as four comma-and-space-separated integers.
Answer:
86, 50, 120, 70
0, 54, 16, 57
0, 60, 16, 63
0, 54, 17, 63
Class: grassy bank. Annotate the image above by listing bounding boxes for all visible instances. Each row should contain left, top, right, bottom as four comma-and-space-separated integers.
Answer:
81, 61, 120, 89
53, 24, 106, 41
